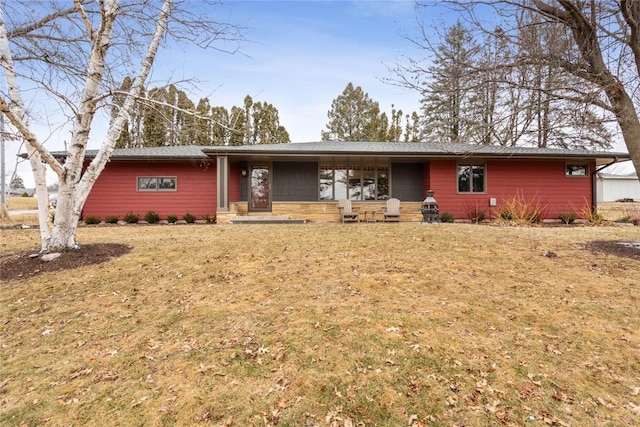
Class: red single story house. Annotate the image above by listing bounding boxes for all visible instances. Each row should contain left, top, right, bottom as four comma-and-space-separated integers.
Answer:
79, 141, 630, 223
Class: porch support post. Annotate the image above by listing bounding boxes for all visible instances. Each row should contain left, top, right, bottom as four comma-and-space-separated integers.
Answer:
217, 155, 229, 212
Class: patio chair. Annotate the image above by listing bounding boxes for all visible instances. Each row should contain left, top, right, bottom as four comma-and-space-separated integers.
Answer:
382, 198, 401, 222
338, 199, 360, 223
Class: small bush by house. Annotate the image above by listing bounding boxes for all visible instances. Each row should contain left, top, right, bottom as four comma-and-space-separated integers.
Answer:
84, 216, 101, 225
124, 212, 139, 224
183, 213, 196, 224
144, 211, 160, 224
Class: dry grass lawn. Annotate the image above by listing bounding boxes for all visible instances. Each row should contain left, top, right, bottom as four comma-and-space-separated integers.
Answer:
6, 197, 38, 211
598, 202, 640, 223
1, 223, 640, 426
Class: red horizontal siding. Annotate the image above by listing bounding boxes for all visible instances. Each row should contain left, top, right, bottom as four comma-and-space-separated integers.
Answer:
428, 159, 594, 220
82, 161, 217, 220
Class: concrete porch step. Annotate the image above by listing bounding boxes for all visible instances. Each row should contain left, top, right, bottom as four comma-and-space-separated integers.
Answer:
229, 215, 306, 224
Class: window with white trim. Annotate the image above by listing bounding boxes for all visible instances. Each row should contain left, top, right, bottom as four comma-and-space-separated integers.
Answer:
137, 176, 177, 191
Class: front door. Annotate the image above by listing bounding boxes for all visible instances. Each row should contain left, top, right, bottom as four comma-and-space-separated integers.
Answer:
250, 165, 271, 211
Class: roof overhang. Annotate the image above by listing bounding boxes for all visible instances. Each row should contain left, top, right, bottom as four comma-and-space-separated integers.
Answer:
36, 141, 630, 165
201, 141, 630, 165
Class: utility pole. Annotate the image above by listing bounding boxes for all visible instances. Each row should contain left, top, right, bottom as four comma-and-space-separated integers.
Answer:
1, 112, 6, 214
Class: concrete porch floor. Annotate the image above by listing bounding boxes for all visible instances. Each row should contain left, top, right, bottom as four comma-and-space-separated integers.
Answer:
229, 215, 307, 224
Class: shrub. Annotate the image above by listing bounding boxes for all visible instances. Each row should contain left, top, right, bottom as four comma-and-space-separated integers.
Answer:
183, 212, 196, 223
583, 210, 605, 225
203, 214, 216, 224
499, 190, 546, 224
500, 209, 515, 221
463, 201, 486, 223
105, 215, 119, 224
440, 212, 454, 223
572, 198, 606, 225
84, 216, 100, 225
144, 211, 160, 224
166, 214, 178, 224
558, 212, 576, 224
123, 212, 139, 224
621, 204, 640, 225
22, 192, 30, 197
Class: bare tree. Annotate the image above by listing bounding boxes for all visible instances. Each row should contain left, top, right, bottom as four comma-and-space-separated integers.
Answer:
412, 1, 638, 170
390, 3, 615, 149
0, 0, 243, 252
525, 0, 640, 170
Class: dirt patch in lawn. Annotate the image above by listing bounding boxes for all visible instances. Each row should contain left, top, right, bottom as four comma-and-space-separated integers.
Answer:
586, 240, 640, 261
0, 243, 132, 281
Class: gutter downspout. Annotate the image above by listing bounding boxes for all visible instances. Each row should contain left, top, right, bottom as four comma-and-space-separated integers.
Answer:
591, 157, 619, 213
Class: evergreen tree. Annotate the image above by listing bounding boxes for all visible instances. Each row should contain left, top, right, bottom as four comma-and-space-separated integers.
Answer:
113, 82, 291, 147
420, 21, 480, 143
396, 7, 613, 149
142, 87, 169, 146
194, 98, 212, 146
404, 112, 421, 142
243, 95, 253, 145
175, 89, 196, 145
229, 106, 247, 146
322, 83, 388, 141
112, 77, 138, 148
251, 101, 290, 144
209, 105, 230, 145
10, 174, 25, 189
388, 106, 403, 142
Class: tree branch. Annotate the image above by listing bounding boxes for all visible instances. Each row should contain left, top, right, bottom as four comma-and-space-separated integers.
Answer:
620, 0, 640, 77
73, 0, 95, 40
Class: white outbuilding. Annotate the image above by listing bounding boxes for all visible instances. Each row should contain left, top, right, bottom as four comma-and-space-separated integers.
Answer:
596, 173, 640, 202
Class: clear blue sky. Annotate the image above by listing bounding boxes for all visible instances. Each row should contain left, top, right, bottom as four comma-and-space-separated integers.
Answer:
151, 0, 427, 142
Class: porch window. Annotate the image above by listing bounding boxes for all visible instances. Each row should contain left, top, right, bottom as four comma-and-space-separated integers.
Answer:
137, 176, 177, 192
566, 163, 589, 176
320, 164, 389, 200
457, 164, 485, 193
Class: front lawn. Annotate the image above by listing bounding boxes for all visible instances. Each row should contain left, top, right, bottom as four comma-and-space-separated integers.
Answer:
1, 223, 639, 426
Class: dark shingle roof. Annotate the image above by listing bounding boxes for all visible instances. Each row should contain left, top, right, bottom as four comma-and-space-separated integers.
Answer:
83, 145, 214, 160
202, 141, 629, 160
78, 141, 629, 161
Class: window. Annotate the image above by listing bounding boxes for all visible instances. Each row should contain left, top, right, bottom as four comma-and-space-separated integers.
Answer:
137, 176, 177, 192
319, 164, 389, 200
457, 163, 485, 193
566, 163, 589, 177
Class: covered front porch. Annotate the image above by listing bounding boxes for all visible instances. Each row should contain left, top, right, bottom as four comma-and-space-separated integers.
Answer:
210, 146, 429, 224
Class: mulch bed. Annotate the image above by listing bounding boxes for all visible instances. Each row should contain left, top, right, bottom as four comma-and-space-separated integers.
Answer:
0, 243, 132, 282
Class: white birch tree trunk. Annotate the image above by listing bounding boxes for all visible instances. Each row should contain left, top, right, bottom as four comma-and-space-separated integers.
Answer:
1, 0, 173, 252
0, 13, 55, 247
